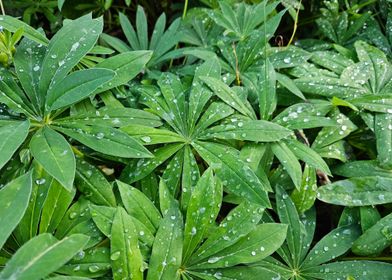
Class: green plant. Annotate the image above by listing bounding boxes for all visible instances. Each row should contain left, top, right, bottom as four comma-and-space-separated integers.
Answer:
1, 0, 392, 279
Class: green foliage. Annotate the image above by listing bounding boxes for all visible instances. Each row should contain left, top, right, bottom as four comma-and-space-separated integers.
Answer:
1, 0, 392, 279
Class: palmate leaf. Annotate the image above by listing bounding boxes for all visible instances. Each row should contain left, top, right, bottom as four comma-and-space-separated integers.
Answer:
45, 68, 115, 112
352, 212, 392, 256
111, 207, 143, 280
0, 233, 89, 280
200, 119, 292, 142
302, 224, 361, 268
192, 141, 271, 207
146, 205, 183, 280
0, 172, 32, 249
38, 15, 103, 105
189, 223, 287, 270
30, 126, 75, 191
117, 180, 162, 233
75, 158, 116, 207
0, 15, 49, 45
53, 123, 152, 158
305, 261, 392, 280
57, 246, 110, 278
317, 176, 392, 206
56, 107, 162, 128
0, 120, 30, 170
182, 169, 222, 263
189, 201, 264, 266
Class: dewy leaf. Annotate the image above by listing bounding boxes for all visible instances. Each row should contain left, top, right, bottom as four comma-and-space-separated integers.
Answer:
14, 162, 51, 244
39, 180, 76, 234
275, 186, 303, 268
352, 212, 392, 256
14, 36, 47, 111
121, 143, 184, 184
291, 165, 318, 213
308, 261, 392, 280
111, 207, 143, 280
46, 68, 115, 112
271, 142, 302, 189
0, 172, 32, 249
0, 15, 49, 45
285, 139, 331, 176
303, 224, 361, 268
94, 51, 153, 93
189, 201, 264, 265
375, 113, 392, 169
75, 158, 116, 207
193, 141, 271, 207
56, 107, 162, 128
117, 180, 162, 233
0, 120, 30, 170
200, 120, 292, 142
39, 16, 103, 104
190, 223, 287, 269
57, 246, 110, 278
0, 233, 89, 280
146, 205, 183, 280
183, 169, 223, 263
201, 76, 256, 119
30, 126, 75, 191
317, 176, 392, 206
53, 123, 152, 158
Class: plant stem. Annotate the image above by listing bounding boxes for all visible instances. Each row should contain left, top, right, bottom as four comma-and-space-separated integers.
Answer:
0, 0, 4, 15
287, 0, 302, 47
182, 0, 189, 19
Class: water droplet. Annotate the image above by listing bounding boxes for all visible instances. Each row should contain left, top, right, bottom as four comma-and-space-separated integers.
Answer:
69, 212, 78, 219
141, 136, 152, 143
88, 265, 100, 273
35, 178, 46, 185
110, 251, 121, 261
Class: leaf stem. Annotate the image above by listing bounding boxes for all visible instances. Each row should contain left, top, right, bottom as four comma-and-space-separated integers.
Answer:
0, 0, 4, 15
287, 0, 302, 47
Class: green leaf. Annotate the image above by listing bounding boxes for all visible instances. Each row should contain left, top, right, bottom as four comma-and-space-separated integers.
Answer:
0, 172, 32, 249
53, 124, 152, 158
94, 51, 152, 93
0, 233, 89, 280
375, 113, 392, 168
30, 127, 75, 191
39, 180, 76, 234
201, 76, 256, 119
352, 212, 392, 256
75, 158, 116, 207
317, 176, 392, 206
57, 246, 110, 278
201, 120, 292, 142
307, 261, 392, 280
285, 139, 331, 176
271, 142, 302, 189
360, 206, 381, 232
46, 68, 115, 112
121, 143, 184, 184
111, 207, 143, 280
121, 125, 185, 145
39, 16, 103, 104
259, 59, 277, 120
0, 120, 30, 170
193, 141, 271, 207
291, 165, 318, 213
117, 180, 162, 233
0, 15, 49, 45
303, 225, 361, 268
183, 169, 222, 263
190, 223, 287, 269
146, 205, 183, 280
189, 201, 264, 265
56, 107, 162, 128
